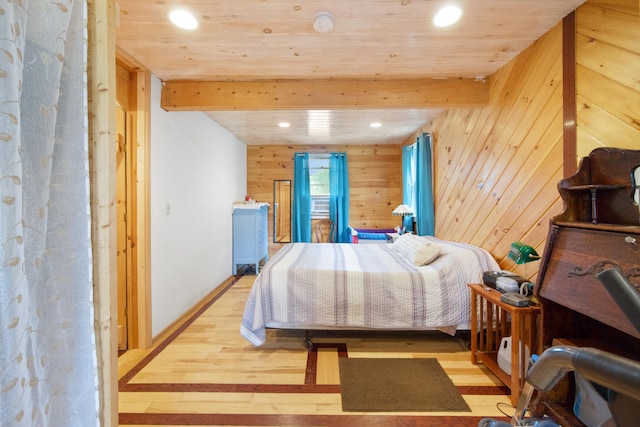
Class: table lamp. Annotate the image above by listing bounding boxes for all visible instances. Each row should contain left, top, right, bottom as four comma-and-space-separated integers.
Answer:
392, 204, 414, 234
508, 242, 540, 289
508, 242, 540, 264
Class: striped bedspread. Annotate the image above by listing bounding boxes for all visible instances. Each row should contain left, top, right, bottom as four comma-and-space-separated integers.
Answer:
240, 237, 499, 346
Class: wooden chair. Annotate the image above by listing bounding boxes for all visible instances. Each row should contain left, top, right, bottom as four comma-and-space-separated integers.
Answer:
314, 219, 336, 243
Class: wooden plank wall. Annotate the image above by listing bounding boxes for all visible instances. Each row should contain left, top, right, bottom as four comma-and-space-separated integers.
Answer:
415, 23, 566, 278
247, 0, 640, 275
575, 0, 640, 157
247, 144, 402, 254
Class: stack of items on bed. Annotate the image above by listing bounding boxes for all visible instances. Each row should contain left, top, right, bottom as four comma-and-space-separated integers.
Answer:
240, 233, 499, 346
348, 227, 396, 243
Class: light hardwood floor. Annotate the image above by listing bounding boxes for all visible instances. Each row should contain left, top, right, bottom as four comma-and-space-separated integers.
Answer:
118, 274, 514, 426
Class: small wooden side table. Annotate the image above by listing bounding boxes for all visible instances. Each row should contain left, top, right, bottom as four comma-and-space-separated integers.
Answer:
469, 283, 540, 405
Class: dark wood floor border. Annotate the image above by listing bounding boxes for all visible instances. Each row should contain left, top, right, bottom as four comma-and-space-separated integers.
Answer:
119, 382, 506, 396
119, 412, 506, 426
458, 385, 510, 395
120, 383, 340, 393
119, 275, 242, 388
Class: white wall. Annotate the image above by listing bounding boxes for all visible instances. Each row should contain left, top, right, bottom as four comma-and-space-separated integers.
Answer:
150, 75, 247, 337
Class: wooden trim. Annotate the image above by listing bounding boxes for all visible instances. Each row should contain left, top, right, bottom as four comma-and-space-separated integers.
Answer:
114, 58, 152, 350
562, 11, 577, 177
88, 0, 117, 425
120, 383, 341, 393
131, 70, 152, 349
161, 78, 489, 111
115, 45, 150, 73
119, 413, 494, 426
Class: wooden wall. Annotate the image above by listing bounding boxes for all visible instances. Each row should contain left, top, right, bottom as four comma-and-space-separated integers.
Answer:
415, 22, 566, 278
408, 0, 639, 277
247, 144, 402, 254
247, 20, 564, 273
247, 0, 640, 276
575, 0, 640, 157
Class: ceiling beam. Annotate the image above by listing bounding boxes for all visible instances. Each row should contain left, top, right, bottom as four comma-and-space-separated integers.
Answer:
161, 78, 489, 111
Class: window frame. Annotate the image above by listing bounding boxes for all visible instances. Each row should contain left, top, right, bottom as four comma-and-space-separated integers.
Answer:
309, 154, 330, 219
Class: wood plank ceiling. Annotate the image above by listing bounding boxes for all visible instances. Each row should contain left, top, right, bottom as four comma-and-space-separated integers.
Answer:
115, 0, 586, 145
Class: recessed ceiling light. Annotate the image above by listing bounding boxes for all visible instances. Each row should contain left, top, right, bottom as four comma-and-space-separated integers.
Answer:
169, 9, 198, 30
278, 122, 290, 128
433, 6, 462, 27
370, 122, 382, 128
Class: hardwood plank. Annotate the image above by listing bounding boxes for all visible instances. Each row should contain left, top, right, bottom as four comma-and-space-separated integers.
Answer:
576, 64, 640, 131
577, 3, 640, 54
576, 32, 640, 93
315, 348, 340, 385
577, 94, 640, 148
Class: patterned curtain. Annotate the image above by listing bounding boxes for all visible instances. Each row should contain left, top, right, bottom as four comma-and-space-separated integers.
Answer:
292, 152, 311, 242
329, 152, 350, 242
0, 1, 100, 425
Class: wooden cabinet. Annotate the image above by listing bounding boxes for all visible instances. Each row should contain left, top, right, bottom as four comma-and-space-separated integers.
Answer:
533, 148, 640, 424
538, 225, 640, 343
232, 203, 269, 275
469, 283, 540, 406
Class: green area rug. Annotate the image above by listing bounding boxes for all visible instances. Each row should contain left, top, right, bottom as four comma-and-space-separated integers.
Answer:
339, 358, 471, 412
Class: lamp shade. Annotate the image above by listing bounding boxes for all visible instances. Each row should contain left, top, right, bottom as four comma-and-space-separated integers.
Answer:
508, 242, 540, 264
392, 204, 415, 216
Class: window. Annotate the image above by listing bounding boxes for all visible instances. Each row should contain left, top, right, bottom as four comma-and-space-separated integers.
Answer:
309, 154, 330, 218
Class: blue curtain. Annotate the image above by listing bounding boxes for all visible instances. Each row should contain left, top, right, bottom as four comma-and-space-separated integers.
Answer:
415, 133, 435, 236
401, 144, 416, 232
292, 153, 311, 242
329, 152, 350, 243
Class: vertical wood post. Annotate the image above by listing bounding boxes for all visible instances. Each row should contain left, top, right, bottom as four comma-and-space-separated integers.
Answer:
562, 11, 577, 177
88, 0, 118, 424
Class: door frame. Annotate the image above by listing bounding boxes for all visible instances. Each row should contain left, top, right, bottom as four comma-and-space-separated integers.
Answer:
116, 53, 152, 349
115, 107, 128, 349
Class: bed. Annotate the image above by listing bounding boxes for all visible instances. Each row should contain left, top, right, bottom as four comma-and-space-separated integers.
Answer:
240, 234, 499, 346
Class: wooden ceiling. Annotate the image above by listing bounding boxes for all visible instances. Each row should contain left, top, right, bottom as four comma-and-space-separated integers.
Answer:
115, 0, 585, 145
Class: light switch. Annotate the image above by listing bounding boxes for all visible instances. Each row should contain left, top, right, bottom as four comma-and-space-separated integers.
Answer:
165, 203, 171, 215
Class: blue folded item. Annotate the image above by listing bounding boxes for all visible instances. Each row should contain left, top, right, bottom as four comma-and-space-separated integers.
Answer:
354, 228, 395, 240
357, 232, 388, 240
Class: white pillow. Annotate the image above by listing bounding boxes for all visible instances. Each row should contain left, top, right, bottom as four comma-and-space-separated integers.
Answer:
391, 234, 443, 266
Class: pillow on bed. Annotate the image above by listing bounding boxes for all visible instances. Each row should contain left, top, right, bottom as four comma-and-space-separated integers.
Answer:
391, 234, 443, 266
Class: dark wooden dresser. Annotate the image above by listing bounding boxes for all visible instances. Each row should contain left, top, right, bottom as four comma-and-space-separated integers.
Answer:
533, 147, 640, 424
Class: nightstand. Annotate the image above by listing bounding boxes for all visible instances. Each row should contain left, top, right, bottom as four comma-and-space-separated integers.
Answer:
468, 283, 540, 405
